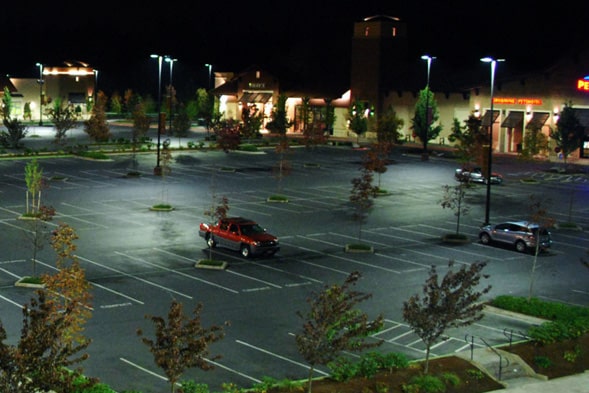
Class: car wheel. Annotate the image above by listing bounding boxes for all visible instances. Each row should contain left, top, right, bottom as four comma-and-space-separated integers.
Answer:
479, 233, 491, 245
515, 240, 527, 253
240, 244, 251, 258
207, 236, 216, 248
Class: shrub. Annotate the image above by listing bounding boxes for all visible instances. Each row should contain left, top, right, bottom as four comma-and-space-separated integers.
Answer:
563, 346, 581, 363
328, 356, 358, 382
178, 380, 210, 393
404, 374, 446, 393
439, 372, 461, 386
465, 368, 485, 380
534, 355, 553, 368
357, 352, 382, 378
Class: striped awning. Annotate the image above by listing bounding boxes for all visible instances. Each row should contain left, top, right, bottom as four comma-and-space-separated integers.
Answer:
239, 92, 273, 103
526, 112, 550, 129
481, 110, 500, 127
501, 111, 523, 128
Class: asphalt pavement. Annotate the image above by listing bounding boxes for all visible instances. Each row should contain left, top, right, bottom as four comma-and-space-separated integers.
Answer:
3, 123, 589, 392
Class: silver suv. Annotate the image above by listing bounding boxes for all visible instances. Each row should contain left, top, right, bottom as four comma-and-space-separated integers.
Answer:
479, 221, 552, 253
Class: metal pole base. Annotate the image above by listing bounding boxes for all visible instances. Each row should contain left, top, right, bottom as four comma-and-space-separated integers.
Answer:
153, 166, 162, 176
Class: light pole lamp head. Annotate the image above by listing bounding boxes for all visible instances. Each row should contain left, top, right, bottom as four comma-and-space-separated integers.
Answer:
480, 57, 505, 64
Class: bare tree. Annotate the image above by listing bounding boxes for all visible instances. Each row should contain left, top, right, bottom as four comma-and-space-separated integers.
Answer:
527, 194, 555, 300
403, 261, 491, 373
440, 183, 470, 237
295, 271, 383, 393
349, 166, 378, 241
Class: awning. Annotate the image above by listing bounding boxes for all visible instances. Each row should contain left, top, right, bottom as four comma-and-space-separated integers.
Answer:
239, 92, 273, 103
481, 110, 500, 127
526, 112, 550, 129
501, 111, 523, 128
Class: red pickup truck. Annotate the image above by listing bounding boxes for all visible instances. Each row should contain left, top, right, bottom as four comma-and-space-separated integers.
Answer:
199, 217, 280, 258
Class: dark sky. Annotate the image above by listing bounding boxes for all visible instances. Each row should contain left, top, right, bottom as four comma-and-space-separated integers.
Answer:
3, 0, 587, 100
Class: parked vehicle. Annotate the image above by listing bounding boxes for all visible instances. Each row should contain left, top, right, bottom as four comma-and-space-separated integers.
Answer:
199, 217, 279, 258
455, 167, 503, 184
479, 221, 552, 253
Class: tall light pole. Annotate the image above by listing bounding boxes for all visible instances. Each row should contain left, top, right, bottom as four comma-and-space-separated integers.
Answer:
165, 57, 177, 137
480, 57, 505, 225
35, 62, 44, 126
151, 54, 163, 175
93, 69, 99, 108
420, 55, 436, 160
205, 63, 212, 89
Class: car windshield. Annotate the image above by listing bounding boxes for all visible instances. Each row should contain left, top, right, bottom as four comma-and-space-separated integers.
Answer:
532, 227, 549, 236
240, 224, 265, 236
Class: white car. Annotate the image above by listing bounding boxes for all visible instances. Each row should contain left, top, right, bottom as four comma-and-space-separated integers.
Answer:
455, 167, 503, 184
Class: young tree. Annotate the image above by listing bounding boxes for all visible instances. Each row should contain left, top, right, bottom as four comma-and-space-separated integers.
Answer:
349, 166, 378, 241
24, 158, 45, 216
267, 94, 293, 193
23, 205, 55, 278
549, 101, 583, 169
84, 91, 112, 142
376, 104, 404, 147
347, 99, 373, 143
204, 195, 229, 261
172, 103, 192, 139
0, 290, 94, 393
213, 119, 241, 152
527, 194, 556, 300
130, 101, 151, 172
45, 98, 78, 145
520, 124, 549, 160
137, 300, 228, 393
295, 271, 383, 393
0, 87, 28, 149
448, 114, 485, 168
410, 88, 442, 159
299, 97, 328, 149
363, 142, 391, 189
42, 223, 92, 347
440, 183, 470, 238
240, 104, 263, 139
403, 260, 491, 373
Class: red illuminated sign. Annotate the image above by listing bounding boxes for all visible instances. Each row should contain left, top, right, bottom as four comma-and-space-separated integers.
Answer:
493, 97, 542, 105
577, 79, 589, 91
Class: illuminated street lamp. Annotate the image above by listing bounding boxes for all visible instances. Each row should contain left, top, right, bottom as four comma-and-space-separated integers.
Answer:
35, 62, 44, 126
480, 56, 505, 225
205, 63, 212, 89
151, 54, 164, 175
165, 57, 177, 137
93, 69, 99, 107
420, 55, 436, 159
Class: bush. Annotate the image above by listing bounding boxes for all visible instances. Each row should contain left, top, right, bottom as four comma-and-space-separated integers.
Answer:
328, 357, 358, 382
404, 374, 446, 393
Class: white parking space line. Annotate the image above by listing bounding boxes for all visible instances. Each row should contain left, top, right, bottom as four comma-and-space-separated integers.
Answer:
235, 339, 329, 376
116, 251, 239, 294
77, 255, 193, 299
119, 357, 169, 382
225, 270, 282, 289
0, 294, 23, 309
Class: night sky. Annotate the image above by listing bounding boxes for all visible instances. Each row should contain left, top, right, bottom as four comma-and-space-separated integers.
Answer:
3, 0, 587, 100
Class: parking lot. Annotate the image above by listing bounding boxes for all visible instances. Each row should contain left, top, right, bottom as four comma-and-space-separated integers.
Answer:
1, 143, 588, 392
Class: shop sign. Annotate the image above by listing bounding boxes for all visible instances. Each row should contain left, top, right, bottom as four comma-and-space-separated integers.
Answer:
493, 97, 542, 105
577, 76, 589, 91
